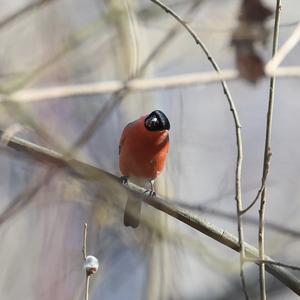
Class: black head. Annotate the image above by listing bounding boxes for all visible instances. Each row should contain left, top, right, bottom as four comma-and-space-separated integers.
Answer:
144, 110, 170, 131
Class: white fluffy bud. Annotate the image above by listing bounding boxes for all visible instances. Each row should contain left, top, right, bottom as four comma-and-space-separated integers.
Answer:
84, 255, 99, 275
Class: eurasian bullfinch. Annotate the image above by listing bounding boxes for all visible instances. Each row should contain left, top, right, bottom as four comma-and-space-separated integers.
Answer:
119, 110, 170, 228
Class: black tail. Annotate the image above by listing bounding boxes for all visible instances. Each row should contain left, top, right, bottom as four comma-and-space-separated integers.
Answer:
124, 196, 141, 228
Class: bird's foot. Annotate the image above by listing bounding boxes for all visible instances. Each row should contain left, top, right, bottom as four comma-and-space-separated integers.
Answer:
120, 176, 128, 185
143, 189, 156, 197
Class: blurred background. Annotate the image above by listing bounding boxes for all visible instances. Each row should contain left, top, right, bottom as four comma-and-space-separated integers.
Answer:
0, 0, 300, 299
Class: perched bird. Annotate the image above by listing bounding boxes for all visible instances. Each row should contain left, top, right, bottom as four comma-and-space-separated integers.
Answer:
119, 110, 170, 228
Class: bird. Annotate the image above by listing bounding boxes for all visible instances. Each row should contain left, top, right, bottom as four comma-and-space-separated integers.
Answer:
119, 110, 170, 228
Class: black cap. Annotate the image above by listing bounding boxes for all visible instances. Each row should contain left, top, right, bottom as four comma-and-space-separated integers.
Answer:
144, 110, 170, 131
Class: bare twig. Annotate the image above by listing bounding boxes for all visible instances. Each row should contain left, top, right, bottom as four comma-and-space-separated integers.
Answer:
149, 0, 249, 297
85, 276, 90, 300
259, 1, 282, 299
246, 258, 300, 272
1, 132, 299, 295
83, 223, 87, 260
265, 22, 300, 75
82, 224, 99, 300
82, 223, 89, 300
241, 151, 272, 215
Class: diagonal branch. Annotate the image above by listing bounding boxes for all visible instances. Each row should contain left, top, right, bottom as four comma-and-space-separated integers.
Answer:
265, 22, 300, 75
0, 131, 299, 295
246, 258, 300, 272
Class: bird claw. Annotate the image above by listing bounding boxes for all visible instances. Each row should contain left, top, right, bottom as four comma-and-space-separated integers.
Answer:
144, 190, 156, 197
120, 176, 128, 185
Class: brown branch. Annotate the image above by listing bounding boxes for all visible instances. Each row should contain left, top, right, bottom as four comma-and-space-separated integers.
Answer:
259, 1, 282, 299
3, 130, 300, 239
149, 0, 249, 297
1, 131, 299, 295
177, 202, 300, 239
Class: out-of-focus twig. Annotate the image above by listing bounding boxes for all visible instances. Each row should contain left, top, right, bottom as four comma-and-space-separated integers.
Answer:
259, 1, 282, 299
0, 165, 55, 226
265, 22, 300, 75
0, 0, 54, 31
1, 131, 300, 296
1, 70, 238, 102
2, 66, 300, 102
149, 0, 249, 297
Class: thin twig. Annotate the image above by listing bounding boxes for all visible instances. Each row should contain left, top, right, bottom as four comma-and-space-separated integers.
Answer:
83, 223, 89, 300
246, 258, 300, 272
149, 0, 248, 298
85, 276, 90, 300
83, 223, 87, 260
241, 151, 272, 215
265, 22, 300, 75
259, 1, 282, 300
1, 131, 300, 295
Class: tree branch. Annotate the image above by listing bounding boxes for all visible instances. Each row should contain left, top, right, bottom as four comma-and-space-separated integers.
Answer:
1, 66, 300, 103
0, 131, 299, 295
265, 22, 300, 75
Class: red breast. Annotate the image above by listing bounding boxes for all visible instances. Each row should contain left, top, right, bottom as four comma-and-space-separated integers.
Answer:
119, 115, 170, 180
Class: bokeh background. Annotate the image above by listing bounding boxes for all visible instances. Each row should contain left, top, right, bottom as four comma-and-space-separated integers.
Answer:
0, 0, 300, 299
